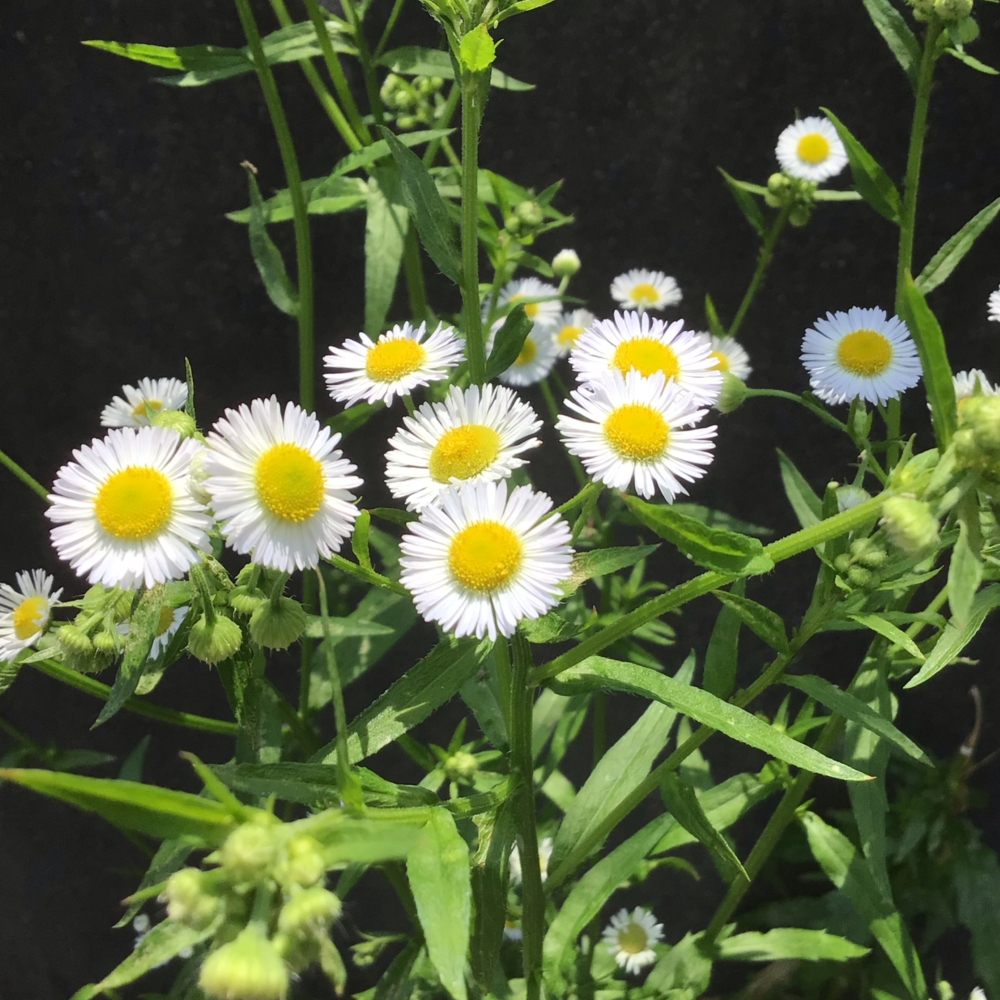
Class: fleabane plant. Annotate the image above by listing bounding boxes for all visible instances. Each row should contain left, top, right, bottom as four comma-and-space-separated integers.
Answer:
2, 1, 1000, 999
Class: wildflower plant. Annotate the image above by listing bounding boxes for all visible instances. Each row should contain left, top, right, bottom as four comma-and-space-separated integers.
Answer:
2, 1, 1000, 999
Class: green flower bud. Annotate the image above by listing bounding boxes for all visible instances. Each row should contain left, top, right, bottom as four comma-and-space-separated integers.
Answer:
276, 834, 327, 889
934, 0, 973, 21
850, 537, 888, 568
444, 750, 478, 782
199, 925, 289, 1000
187, 614, 243, 665
833, 553, 852, 574
379, 73, 410, 109
277, 887, 341, 937
715, 372, 748, 414
219, 819, 279, 883
847, 564, 875, 588
396, 114, 420, 130
881, 496, 940, 557
767, 172, 789, 194
504, 214, 522, 236
908, 0, 937, 19
514, 200, 544, 228
151, 409, 198, 438
415, 75, 436, 96
789, 204, 812, 227
164, 867, 221, 930
91, 628, 121, 654
57, 623, 94, 658
835, 485, 871, 512
551, 248, 581, 278
249, 596, 307, 650
230, 585, 267, 616
959, 395, 1000, 457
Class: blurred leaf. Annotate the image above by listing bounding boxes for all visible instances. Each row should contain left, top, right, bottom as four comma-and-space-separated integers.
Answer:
704, 293, 726, 338
559, 543, 658, 595
645, 931, 713, 995
846, 613, 925, 660
496, 0, 559, 21
365, 167, 409, 336
97, 919, 215, 992
328, 400, 382, 437
916, 196, 1000, 293
469, 799, 516, 988
484, 305, 533, 381
861, 0, 920, 87
717, 927, 869, 961
713, 589, 789, 653
777, 448, 822, 529
945, 47, 999, 73
954, 838, 1000, 996
821, 108, 901, 222
671, 502, 773, 537
243, 165, 298, 316
116, 837, 192, 929
378, 46, 533, 90
118, 735, 152, 783
949, 498, 984, 627
0, 660, 21, 698
322, 816, 426, 865
719, 168, 765, 237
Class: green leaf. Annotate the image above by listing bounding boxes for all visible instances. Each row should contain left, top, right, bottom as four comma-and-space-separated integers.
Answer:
328, 399, 382, 437
713, 589, 789, 654
364, 167, 409, 336
717, 927, 869, 961
322, 816, 427, 866
469, 800, 516, 988
379, 126, 462, 284
905, 584, 1000, 688
645, 931, 713, 995
670, 502, 773, 537
351, 509, 374, 571
408, 808, 471, 1000
559, 543, 658, 595
704, 578, 743, 699
0, 660, 21, 698
719, 168, 766, 237
949, 497, 984, 627
626, 496, 771, 575
777, 448, 822, 529
378, 46, 533, 90
916, 196, 1000, 293
0, 768, 238, 843
946, 46, 1000, 73
495, 0, 559, 21
845, 613, 926, 660
115, 837, 192, 929
243, 165, 298, 316
861, 0, 921, 87
97, 918, 215, 991
783, 674, 931, 765
821, 108, 901, 222
554, 657, 872, 782
801, 811, 927, 1000
459, 25, 496, 72
954, 838, 1000, 996
483, 304, 533, 381
327, 129, 455, 181
704, 293, 726, 338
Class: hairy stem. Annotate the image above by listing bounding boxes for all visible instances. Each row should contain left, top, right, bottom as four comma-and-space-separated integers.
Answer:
728, 204, 790, 339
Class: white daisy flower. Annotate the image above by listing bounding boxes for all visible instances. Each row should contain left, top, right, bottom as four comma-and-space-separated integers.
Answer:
486, 277, 562, 328
602, 906, 663, 976
399, 480, 573, 640
988, 287, 1000, 323
202, 398, 362, 573
558, 369, 716, 502
503, 920, 523, 942
117, 604, 188, 659
954, 369, 997, 407
775, 116, 848, 183
101, 377, 189, 429
570, 311, 722, 406
610, 269, 681, 312
509, 836, 554, 886
0, 570, 62, 661
552, 309, 595, 358
801, 307, 923, 406
47, 427, 213, 590
487, 318, 559, 387
323, 321, 463, 408
699, 333, 752, 382
385, 384, 542, 512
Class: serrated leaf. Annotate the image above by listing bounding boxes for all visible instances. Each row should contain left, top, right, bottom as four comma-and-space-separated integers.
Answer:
916, 196, 1000, 294
846, 613, 925, 660
713, 589, 789, 653
243, 165, 298, 316
560, 543, 658, 595
719, 168, 766, 237
459, 25, 496, 72
378, 46, 533, 90
484, 305, 533, 381
365, 167, 409, 336
776, 448, 822, 529
717, 927, 869, 961
861, 0, 921, 87
821, 108, 901, 222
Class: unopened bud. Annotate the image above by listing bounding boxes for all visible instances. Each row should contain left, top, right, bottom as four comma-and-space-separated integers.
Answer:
277, 835, 327, 889
959, 395, 1000, 456
187, 614, 243, 665
219, 820, 278, 883
881, 497, 940, 557
835, 485, 871, 512
850, 537, 888, 569
57, 623, 93, 657
277, 887, 341, 937
163, 867, 220, 930
151, 409, 198, 438
230, 585, 267, 616
444, 750, 478, 782
92, 628, 120, 654
199, 925, 289, 1000
249, 597, 306, 650
789, 204, 812, 227
514, 200, 544, 228
551, 248, 581, 278
847, 565, 875, 589
396, 114, 420, 131
934, 0, 973, 21
716, 372, 748, 413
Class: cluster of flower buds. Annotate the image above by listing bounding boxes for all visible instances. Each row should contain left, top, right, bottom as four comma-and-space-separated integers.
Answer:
379, 72, 447, 131
953, 395, 1000, 494
833, 535, 890, 590
55, 583, 138, 673
765, 173, 818, 227
908, 0, 974, 23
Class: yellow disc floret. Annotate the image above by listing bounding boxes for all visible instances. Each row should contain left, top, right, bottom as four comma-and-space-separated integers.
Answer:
837, 329, 893, 376
131, 398, 163, 420
95, 467, 174, 540
557, 324, 584, 348
630, 282, 661, 305
612, 337, 680, 380
255, 443, 325, 522
617, 922, 650, 955
448, 521, 523, 592
12, 596, 47, 640
509, 294, 539, 319
155, 604, 176, 637
365, 338, 427, 383
708, 350, 730, 372
604, 404, 669, 460
797, 132, 831, 164
515, 337, 538, 366
429, 425, 502, 483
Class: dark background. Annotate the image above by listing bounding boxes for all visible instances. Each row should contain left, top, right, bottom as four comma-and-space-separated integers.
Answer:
2, 0, 999, 996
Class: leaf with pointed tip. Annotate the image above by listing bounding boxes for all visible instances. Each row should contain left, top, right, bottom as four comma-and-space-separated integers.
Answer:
365, 167, 409, 336
917, 196, 1000, 293
719, 167, 766, 237
559, 543, 658, 595
821, 108, 901, 223
243, 166, 298, 316
484, 305, 533, 381
717, 927, 869, 961
861, 0, 920, 87
713, 589, 789, 654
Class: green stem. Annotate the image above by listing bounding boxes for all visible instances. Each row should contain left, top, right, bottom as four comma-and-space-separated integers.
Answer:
493, 632, 512, 735
300, 570, 317, 715
0, 447, 49, 502
728, 204, 790, 339
402, 226, 429, 322
540, 378, 587, 486
423, 85, 461, 167
235, 0, 315, 412
744, 389, 851, 436
374, 0, 406, 58
554, 480, 601, 517
460, 71, 487, 384
340, 0, 386, 128
327, 553, 409, 595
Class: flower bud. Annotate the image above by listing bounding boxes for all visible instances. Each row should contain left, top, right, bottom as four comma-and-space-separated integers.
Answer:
444, 750, 478, 782
187, 614, 243, 665
850, 537, 888, 569
151, 409, 198, 438
249, 596, 307, 650
551, 248, 581, 278
396, 114, 420, 131
934, 0, 973, 21
199, 925, 289, 1000
219, 820, 279, 883
504, 214, 522, 236
789, 204, 812, 227
847, 564, 875, 589
230, 585, 267, 616
959, 395, 1000, 457
835, 485, 871, 512
164, 867, 221, 930
92, 627, 121, 654
277, 887, 341, 937
514, 200, 544, 228
881, 496, 940, 557
277, 835, 327, 889
715, 372, 748, 414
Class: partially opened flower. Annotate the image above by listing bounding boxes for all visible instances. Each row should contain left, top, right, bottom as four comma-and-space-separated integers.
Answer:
988, 286, 1000, 323
602, 906, 663, 976
610, 269, 681, 312
488, 277, 562, 327
101, 377, 189, 428
0, 570, 62, 661
775, 116, 847, 182
399, 480, 573, 640
202, 397, 362, 572
489, 319, 559, 387
558, 369, 716, 501
801, 307, 922, 406
323, 321, 463, 407
552, 309, 595, 357
385, 384, 542, 511
700, 334, 752, 382
47, 427, 212, 590
570, 311, 722, 405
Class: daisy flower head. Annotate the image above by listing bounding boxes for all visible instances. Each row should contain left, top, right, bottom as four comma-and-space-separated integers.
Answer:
399, 480, 574, 640
488, 277, 562, 328
385, 383, 542, 512
202, 397, 363, 573
558, 369, 717, 501
570, 311, 722, 406
775, 115, 848, 183
954, 369, 997, 409
488, 318, 559, 387
801, 307, 922, 406
0, 570, 62, 661
47, 427, 213, 590
101, 377, 189, 428
988, 286, 1000, 323
603, 906, 663, 976
611, 269, 681, 313
700, 333, 752, 382
509, 836, 554, 886
552, 309, 595, 357
323, 321, 463, 408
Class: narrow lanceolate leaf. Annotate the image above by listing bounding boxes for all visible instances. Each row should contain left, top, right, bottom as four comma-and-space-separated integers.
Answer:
483, 305, 532, 381
821, 108, 901, 223
243, 165, 298, 316
861, 0, 920, 88
717, 928, 869, 961
379, 126, 462, 284
777, 448, 822, 529
555, 657, 872, 782
704, 578, 743, 699
408, 808, 471, 1000
713, 589, 789, 654
946, 47, 1000, 74
846, 613, 925, 660
559, 543, 658, 595
0, 769, 238, 843
626, 496, 771, 575
377, 46, 533, 90
948, 497, 984, 627
365, 167, 409, 336
96, 919, 216, 991
719, 168, 766, 237
905, 584, 1000, 688
469, 799, 516, 989
801, 811, 927, 1000
916, 196, 1000, 293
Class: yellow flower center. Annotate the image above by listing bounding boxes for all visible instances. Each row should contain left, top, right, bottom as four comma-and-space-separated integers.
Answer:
797, 132, 831, 164
630, 282, 661, 305
448, 520, 523, 592
95, 467, 174, 540
255, 443, 325, 522
708, 350, 730, 372
617, 923, 650, 955
515, 337, 537, 366
12, 596, 47, 640
510, 293, 540, 319
155, 605, 176, 637
365, 338, 427, 383
131, 398, 163, 420
612, 337, 680, 379
557, 324, 584, 347
604, 404, 669, 460
836, 328, 893, 377
428, 425, 502, 483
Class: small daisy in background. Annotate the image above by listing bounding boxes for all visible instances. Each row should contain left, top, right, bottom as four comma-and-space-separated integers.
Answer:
611, 268, 681, 312
988, 286, 1000, 322
385, 384, 542, 512
324, 321, 463, 408
699, 333, 752, 381
202, 397, 362, 573
775, 115, 848, 183
552, 309, 595, 357
399, 480, 573, 640
602, 906, 663, 976
509, 836, 554, 886
150, 605, 187, 658
801, 307, 922, 406
47, 427, 213, 590
0, 570, 62, 662
953, 369, 997, 409
558, 369, 717, 501
488, 277, 562, 328
101, 377, 189, 428
570, 311, 722, 405
488, 319, 559, 387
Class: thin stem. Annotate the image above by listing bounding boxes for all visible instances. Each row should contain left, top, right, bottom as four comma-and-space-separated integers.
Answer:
555, 480, 602, 517
727, 204, 790, 339
540, 378, 587, 486
493, 633, 512, 734
744, 389, 850, 436
327, 553, 409, 595
374, 0, 406, 58
0, 447, 49, 502
461, 71, 487, 383
592, 691, 606, 766
340, 0, 386, 128
402, 226, 429, 322
300, 570, 317, 715
423, 85, 461, 167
